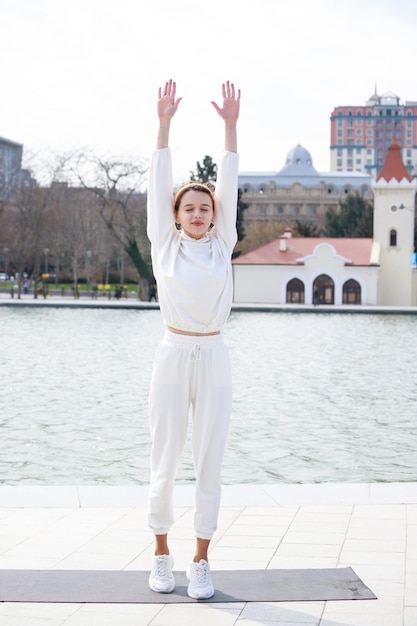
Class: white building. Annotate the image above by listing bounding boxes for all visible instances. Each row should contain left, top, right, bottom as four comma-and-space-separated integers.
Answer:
233, 143, 417, 307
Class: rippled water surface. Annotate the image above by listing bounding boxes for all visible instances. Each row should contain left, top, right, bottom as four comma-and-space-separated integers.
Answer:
1, 306, 416, 485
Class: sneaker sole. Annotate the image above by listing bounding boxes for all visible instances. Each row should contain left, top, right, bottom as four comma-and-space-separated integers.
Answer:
149, 579, 175, 594
149, 584, 175, 594
187, 586, 214, 599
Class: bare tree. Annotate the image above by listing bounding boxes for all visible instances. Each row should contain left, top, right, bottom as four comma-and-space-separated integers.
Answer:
7, 178, 55, 298
46, 183, 100, 295
69, 152, 152, 292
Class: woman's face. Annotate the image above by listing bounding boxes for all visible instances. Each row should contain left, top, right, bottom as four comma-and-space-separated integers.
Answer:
175, 189, 214, 240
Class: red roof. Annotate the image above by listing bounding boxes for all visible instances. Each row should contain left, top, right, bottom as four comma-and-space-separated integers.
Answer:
233, 237, 374, 266
376, 142, 412, 182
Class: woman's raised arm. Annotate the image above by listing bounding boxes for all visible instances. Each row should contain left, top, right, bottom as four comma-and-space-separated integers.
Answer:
156, 79, 182, 149
211, 81, 240, 153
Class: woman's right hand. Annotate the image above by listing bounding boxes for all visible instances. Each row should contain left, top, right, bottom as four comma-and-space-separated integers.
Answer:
157, 79, 182, 121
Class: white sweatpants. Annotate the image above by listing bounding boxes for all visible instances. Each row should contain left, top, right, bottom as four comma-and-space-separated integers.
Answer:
148, 330, 232, 540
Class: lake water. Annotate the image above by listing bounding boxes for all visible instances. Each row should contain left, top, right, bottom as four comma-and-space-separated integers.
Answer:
1, 306, 416, 485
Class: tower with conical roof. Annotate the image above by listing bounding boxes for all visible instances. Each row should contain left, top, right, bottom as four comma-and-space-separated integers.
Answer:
372, 142, 417, 305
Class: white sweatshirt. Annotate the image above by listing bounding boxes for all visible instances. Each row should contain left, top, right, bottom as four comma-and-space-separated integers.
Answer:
147, 148, 239, 334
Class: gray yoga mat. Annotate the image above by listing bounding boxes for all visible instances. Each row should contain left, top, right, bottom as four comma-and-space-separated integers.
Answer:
0, 567, 376, 603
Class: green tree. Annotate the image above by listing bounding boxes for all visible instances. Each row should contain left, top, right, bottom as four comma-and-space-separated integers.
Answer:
292, 219, 321, 237
233, 220, 285, 257
233, 188, 248, 256
190, 155, 217, 183
324, 194, 373, 237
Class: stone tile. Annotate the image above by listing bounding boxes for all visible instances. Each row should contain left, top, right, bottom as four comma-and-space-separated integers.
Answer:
342, 538, 405, 553
148, 604, 242, 626
55, 552, 136, 570
282, 531, 346, 546
64, 603, 163, 626
351, 504, 406, 520
239, 601, 324, 621
321, 616, 401, 626
214, 533, 282, 549
346, 526, 406, 542
275, 543, 341, 558
404, 606, 417, 626
0, 602, 80, 620
208, 545, 273, 564
293, 505, 353, 517
405, 572, 417, 606
339, 550, 405, 566
208, 560, 270, 571
406, 504, 417, 523
2, 541, 78, 560
285, 520, 349, 534
238, 506, 298, 518
0, 554, 59, 568
220, 524, 284, 538
269, 556, 337, 569
406, 557, 417, 573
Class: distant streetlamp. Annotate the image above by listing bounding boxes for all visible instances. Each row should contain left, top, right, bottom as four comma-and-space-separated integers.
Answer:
3, 247, 8, 281
43, 248, 49, 274
118, 252, 125, 284
86, 250, 92, 286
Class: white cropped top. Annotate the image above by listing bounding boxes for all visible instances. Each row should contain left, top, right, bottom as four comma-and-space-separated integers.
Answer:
147, 148, 239, 334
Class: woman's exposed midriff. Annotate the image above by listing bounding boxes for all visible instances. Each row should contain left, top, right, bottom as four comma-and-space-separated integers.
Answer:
167, 326, 221, 337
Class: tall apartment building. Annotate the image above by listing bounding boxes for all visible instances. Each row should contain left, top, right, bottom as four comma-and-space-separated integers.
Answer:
0, 135, 25, 201
0, 136, 23, 184
330, 89, 417, 178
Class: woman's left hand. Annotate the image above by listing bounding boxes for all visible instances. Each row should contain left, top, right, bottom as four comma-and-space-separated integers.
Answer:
211, 81, 240, 123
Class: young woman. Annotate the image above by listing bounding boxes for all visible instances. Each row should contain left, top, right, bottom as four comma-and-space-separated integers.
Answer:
147, 79, 240, 599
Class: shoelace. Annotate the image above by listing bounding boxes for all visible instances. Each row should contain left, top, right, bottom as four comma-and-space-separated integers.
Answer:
195, 563, 207, 583
156, 557, 168, 577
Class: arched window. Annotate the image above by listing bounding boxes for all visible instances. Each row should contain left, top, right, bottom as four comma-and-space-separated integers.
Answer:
313, 274, 335, 305
390, 229, 397, 246
343, 279, 361, 304
286, 278, 305, 304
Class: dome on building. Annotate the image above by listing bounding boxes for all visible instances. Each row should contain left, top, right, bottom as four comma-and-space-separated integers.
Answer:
380, 91, 400, 106
279, 144, 319, 176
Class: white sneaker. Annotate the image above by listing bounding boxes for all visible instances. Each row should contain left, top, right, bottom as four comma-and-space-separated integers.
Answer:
149, 554, 175, 593
186, 559, 214, 599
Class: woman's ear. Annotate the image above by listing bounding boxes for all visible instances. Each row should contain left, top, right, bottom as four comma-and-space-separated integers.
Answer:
174, 210, 182, 230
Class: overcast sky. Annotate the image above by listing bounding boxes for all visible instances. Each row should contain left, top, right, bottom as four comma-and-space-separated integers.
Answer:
1, 0, 417, 185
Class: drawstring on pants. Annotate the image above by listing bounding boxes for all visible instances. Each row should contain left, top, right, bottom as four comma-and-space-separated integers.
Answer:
190, 343, 201, 362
